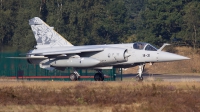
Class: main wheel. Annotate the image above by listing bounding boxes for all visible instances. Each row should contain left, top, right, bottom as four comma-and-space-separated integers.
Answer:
94, 73, 104, 81
69, 73, 77, 81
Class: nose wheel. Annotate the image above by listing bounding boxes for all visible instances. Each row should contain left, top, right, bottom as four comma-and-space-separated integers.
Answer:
136, 75, 143, 81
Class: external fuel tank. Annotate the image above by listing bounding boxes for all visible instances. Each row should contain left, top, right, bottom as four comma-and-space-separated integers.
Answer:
50, 57, 100, 67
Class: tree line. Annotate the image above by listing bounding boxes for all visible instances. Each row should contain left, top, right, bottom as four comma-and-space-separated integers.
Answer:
0, 0, 199, 51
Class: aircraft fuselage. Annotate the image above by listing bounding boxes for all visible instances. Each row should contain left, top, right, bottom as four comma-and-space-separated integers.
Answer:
28, 43, 189, 69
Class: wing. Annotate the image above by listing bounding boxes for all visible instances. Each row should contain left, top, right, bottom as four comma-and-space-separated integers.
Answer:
27, 47, 104, 56
6, 57, 48, 59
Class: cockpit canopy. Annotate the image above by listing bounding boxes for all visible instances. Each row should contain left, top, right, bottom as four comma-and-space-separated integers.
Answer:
133, 42, 157, 51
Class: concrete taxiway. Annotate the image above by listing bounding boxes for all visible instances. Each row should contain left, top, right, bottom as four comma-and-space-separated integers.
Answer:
117, 74, 200, 82
0, 74, 200, 82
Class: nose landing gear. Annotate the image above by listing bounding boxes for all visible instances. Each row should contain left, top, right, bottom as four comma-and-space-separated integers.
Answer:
136, 63, 145, 81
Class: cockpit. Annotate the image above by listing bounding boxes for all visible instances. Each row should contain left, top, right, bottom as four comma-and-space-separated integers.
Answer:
133, 42, 157, 51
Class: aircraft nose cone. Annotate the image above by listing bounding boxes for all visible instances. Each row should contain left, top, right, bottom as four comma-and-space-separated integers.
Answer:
158, 52, 190, 62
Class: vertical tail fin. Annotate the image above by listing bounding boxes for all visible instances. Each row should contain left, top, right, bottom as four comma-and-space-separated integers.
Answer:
29, 17, 73, 48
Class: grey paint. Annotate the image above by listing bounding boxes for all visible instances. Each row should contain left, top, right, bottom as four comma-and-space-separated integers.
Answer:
26, 17, 189, 70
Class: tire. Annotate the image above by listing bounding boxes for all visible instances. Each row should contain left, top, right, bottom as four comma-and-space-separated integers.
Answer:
138, 76, 143, 82
94, 73, 104, 81
69, 73, 77, 81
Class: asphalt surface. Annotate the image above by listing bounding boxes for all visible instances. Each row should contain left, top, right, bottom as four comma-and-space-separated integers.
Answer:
117, 74, 200, 82
0, 74, 200, 82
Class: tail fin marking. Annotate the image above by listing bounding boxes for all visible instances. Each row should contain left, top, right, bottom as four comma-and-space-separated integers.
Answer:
29, 17, 73, 48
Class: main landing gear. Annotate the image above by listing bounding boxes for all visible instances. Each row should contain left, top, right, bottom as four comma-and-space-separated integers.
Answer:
69, 69, 80, 81
94, 70, 104, 81
69, 69, 105, 81
136, 63, 145, 82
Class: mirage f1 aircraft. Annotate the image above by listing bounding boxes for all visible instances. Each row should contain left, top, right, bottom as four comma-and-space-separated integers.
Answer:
11, 17, 190, 81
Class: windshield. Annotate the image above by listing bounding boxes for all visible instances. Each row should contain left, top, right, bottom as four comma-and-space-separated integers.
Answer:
133, 42, 147, 50
145, 45, 157, 51
133, 42, 157, 51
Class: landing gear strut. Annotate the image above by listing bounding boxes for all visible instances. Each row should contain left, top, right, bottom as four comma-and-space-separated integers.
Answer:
136, 63, 145, 81
69, 69, 80, 81
94, 70, 104, 81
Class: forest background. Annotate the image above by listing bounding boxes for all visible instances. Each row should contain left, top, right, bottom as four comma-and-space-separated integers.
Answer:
0, 0, 200, 52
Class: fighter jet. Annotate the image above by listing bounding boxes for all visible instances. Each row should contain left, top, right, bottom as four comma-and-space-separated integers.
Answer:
9, 17, 190, 81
